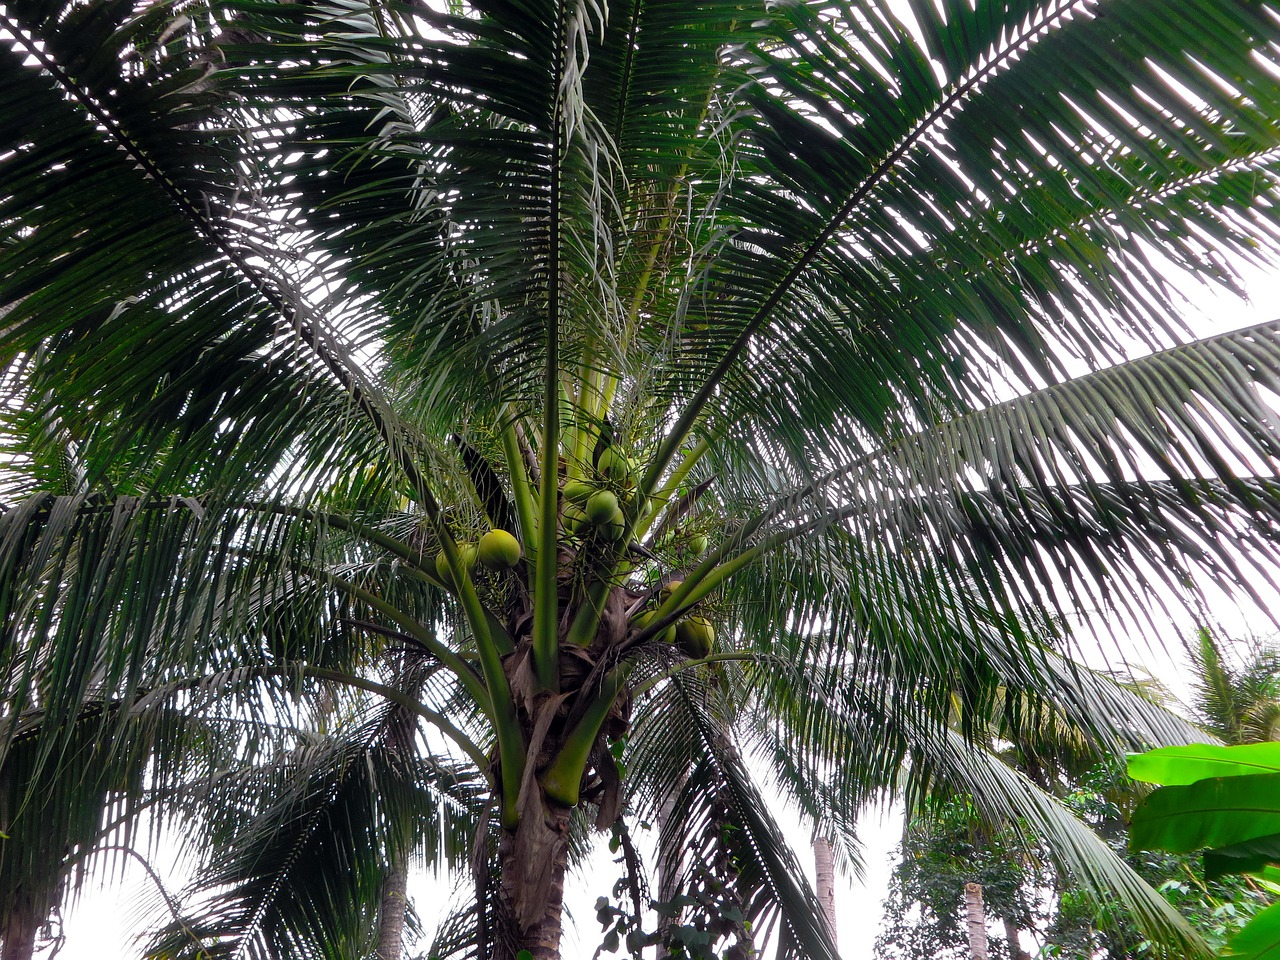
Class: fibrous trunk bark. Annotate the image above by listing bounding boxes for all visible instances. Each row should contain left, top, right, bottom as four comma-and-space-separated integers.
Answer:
813, 835, 837, 948
0, 903, 40, 960
493, 797, 571, 960
654, 774, 686, 960
376, 658, 417, 960
1001, 916, 1029, 960
964, 882, 989, 960
375, 859, 409, 960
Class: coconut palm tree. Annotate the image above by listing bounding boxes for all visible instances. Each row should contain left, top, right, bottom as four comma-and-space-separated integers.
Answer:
1188, 627, 1280, 745
6, 0, 1280, 957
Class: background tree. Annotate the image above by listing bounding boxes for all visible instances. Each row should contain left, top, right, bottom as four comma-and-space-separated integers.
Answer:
1057, 761, 1273, 959
7, 1, 1280, 958
1188, 628, 1280, 746
877, 759, 1275, 960
876, 796, 1042, 960
877, 633, 1280, 960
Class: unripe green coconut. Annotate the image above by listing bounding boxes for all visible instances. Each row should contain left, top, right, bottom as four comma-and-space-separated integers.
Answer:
600, 507, 627, 542
434, 542, 478, 587
676, 616, 715, 659
688, 533, 709, 556
595, 447, 632, 482
477, 529, 521, 569
585, 490, 620, 525
634, 609, 676, 644
563, 502, 589, 536
660, 579, 683, 599
562, 479, 595, 504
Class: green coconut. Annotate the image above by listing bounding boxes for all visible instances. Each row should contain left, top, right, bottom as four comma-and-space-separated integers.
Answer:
599, 506, 627, 542
634, 609, 676, 644
675, 616, 715, 659
585, 489, 620, 525
595, 446, 632, 482
477, 529, 522, 569
688, 533, 709, 556
563, 502, 589, 536
434, 542, 478, 587
562, 479, 596, 504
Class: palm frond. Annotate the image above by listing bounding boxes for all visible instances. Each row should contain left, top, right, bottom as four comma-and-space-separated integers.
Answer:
150, 707, 484, 960
627, 676, 841, 960
910, 724, 1209, 959
716, 320, 1280, 664
0, 0, 457, 507
670, 0, 1280, 448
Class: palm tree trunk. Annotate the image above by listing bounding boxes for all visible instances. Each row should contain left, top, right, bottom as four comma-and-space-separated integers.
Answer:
1001, 915, 1029, 960
493, 796, 571, 960
655, 775, 686, 960
375, 859, 409, 960
375, 655, 420, 960
963, 882, 989, 960
1, 903, 40, 960
813, 835, 838, 948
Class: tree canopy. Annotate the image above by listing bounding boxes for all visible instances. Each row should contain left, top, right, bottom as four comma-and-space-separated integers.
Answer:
4, 0, 1280, 957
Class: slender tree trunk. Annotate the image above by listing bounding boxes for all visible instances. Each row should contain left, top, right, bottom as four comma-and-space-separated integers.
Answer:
374, 659, 420, 960
375, 859, 409, 960
1, 902, 40, 960
654, 772, 689, 960
963, 882, 989, 960
813, 835, 838, 948
374, 661, 416, 960
493, 797, 571, 960
1001, 916, 1029, 960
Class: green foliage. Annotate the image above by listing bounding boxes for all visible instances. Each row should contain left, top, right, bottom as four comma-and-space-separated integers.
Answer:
1128, 745, 1280, 787
1188, 632, 1280, 746
1131, 744, 1280, 960
590, 811, 757, 960
595, 884, 754, 960
1131, 774, 1280, 855
878, 763, 1274, 960
875, 797, 1043, 960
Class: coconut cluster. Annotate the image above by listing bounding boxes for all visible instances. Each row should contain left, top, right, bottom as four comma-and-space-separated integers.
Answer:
428, 436, 718, 661
631, 579, 716, 659
434, 528, 522, 588
559, 447, 649, 544
563, 447, 717, 659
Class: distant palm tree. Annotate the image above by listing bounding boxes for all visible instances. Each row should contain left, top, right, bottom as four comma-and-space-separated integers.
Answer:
1188, 628, 1280, 745
7, 1, 1280, 958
